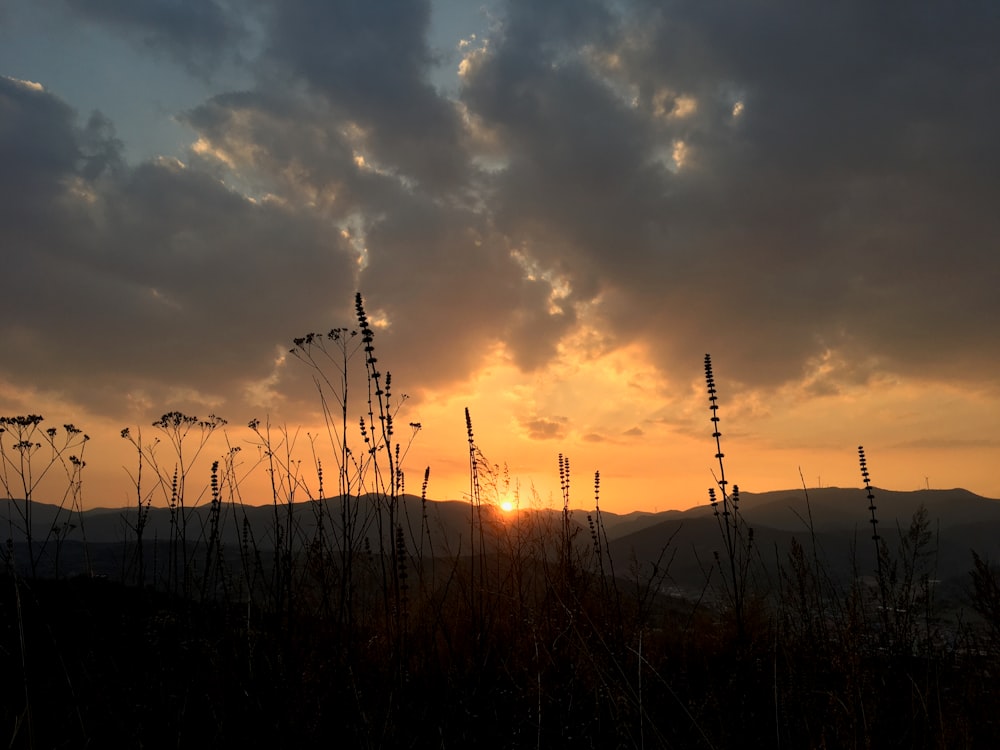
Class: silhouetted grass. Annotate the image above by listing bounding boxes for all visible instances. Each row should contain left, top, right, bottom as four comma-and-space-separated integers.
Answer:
2, 307, 1000, 748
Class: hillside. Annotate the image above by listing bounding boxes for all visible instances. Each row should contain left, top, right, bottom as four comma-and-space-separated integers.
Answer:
4, 486, 999, 589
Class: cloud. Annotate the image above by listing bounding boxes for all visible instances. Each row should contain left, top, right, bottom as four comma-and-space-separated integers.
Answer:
889, 436, 1000, 451
456, 0, 1000, 394
260, 0, 468, 189
0, 78, 357, 420
181, 90, 369, 205
1, 76, 82, 198
56, 0, 248, 76
176, 90, 581, 407
521, 416, 569, 440
5, 0, 1000, 434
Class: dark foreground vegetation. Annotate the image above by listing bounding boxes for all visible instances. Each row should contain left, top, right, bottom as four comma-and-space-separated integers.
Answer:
3, 296, 1000, 748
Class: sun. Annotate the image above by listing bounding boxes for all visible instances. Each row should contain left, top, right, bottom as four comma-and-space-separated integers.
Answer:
500, 500, 515, 513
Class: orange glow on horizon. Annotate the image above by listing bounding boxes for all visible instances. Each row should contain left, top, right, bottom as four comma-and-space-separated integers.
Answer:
2, 348, 1000, 515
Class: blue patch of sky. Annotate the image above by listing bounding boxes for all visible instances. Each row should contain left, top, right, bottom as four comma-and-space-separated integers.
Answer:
0, 0, 497, 164
427, 0, 500, 95
0, 0, 252, 164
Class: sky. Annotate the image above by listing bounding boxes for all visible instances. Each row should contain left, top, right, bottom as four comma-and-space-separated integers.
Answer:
1, 0, 999, 514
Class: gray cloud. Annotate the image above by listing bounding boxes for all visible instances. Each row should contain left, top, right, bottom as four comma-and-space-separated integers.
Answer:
4, 0, 999, 432
358, 196, 554, 390
459, 0, 1000, 391
521, 416, 569, 440
179, 88, 565, 395
181, 91, 369, 205
56, 0, 248, 77
260, 0, 468, 189
1, 77, 83, 203
0, 77, 357, 419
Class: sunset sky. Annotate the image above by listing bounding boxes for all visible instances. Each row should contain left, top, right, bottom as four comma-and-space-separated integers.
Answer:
2, 0, 998, 514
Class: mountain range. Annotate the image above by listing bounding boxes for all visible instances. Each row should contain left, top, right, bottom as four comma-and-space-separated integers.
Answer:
3, 486, 999, 591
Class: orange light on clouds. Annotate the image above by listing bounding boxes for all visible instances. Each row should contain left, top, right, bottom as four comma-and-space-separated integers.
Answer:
3, 338, 1000, 515
396, 341, 1000, 513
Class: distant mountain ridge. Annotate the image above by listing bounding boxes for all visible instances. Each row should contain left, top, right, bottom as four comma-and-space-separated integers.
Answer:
3, 487, 999, 588
719, 486, 1000, 532
602, 486, 1000, 596
4, 485, 999, 545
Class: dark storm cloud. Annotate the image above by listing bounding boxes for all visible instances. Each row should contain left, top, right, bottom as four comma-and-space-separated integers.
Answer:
0, 78, 356, 417
459, 0, 1000, 390
57, 0, 246, 76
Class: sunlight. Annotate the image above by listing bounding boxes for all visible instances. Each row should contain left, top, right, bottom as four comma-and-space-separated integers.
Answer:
500, 499, 515, 513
